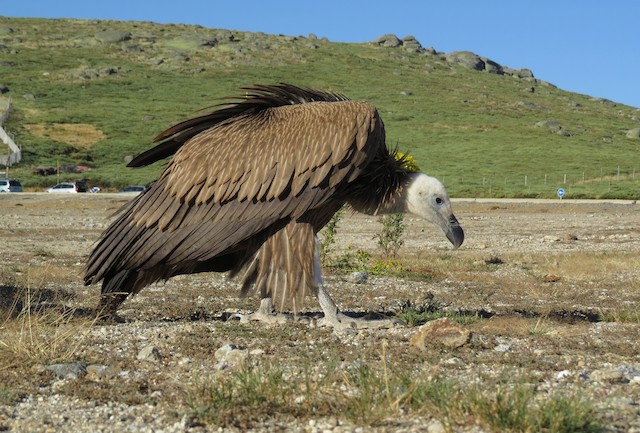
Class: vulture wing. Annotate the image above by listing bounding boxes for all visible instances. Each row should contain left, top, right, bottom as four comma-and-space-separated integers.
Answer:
86, 90, 386, 310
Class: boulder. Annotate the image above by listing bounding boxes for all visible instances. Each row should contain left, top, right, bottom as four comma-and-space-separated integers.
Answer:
401, 35, 423, 52
95, 30, 131, 44
446, 51, 485, 71
373, 34, 402, 48
535, 119, 562, 132
625, 128, 640, 139
503, 66, 534, 78
482, 57, 503, 74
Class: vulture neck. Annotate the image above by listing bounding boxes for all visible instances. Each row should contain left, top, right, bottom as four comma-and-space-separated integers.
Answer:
348, 172, 418, 216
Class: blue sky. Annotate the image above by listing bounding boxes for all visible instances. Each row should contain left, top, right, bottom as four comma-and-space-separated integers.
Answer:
3, 0, 639, 108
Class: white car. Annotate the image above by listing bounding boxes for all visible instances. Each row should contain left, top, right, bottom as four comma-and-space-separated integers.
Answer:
0, 178, 23, 192
46, 182, 80, 193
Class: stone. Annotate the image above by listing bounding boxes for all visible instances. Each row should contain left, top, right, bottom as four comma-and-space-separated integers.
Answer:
373, 34, 402, 48
625, 128, 640, 139
86, 364, 118, 381
410, 318, 471, 349
446, 51, 485, 71
591, 368, 628, 384
401, 35, 423, 52
137, 344, 162, 361
350, 271, 369, 284
482, 57, 503, 74
95, 30, 131, 44
535, 119, 562, 132
46, 361, 87, 379
215, 343, 248, 370
427, 419, 446, 433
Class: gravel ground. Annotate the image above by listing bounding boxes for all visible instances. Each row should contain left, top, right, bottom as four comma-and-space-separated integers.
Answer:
0, 193, 639, 432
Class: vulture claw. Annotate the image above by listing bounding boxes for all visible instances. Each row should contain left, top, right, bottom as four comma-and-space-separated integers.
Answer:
227, 298, 293, 324
317, 312, 406, 332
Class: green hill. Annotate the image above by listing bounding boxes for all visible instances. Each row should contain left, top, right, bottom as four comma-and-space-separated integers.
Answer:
1, 17, 638, 198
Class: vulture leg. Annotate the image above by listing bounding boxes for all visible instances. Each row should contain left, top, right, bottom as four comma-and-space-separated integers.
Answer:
313, 239, 404, 330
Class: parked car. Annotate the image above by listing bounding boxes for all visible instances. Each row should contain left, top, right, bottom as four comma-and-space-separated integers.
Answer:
45, 181, 87, 193
119, 185, 147, 194
0, 178, 23, 192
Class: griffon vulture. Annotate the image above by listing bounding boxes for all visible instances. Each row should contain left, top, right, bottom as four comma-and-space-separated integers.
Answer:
85, 84, 464, 328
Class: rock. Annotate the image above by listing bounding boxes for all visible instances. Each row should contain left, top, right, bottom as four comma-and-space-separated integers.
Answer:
350, 271, 369, 284
626, 128, 640, 139
95, 30, 131, 44
137, 344, 162, 361
215, 343, 248, 370
446, 51, 485, 71
86, 365, 118, 381
373, 34, 402, 48
494, 342, 512, 352
410, 318, 471, 349
46, 361, 87, 379
167, 35, 218, 50
214, 343, 238, 360
542, 274, 561, 283
535, 119, 562, 132
427, 419, 446, 433
0, 26, 14, 35
504, 67, 535, 78
591, 368, 628, 384
401, 35, 423, 52
482, 57, 503, 74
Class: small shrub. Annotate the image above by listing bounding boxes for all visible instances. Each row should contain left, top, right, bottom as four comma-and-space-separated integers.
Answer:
375, 213, 406, 258
319, 208, 344, 265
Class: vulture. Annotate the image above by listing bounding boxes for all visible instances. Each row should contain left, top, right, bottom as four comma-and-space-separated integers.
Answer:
85, 84, 464, 328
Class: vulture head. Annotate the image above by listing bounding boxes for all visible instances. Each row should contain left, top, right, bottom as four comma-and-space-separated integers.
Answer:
405, 173, 464, 249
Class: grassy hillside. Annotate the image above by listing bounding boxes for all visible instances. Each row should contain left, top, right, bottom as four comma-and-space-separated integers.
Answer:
1, 17, 638, 198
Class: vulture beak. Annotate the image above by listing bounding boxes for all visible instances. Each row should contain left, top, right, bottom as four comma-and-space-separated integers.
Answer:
443, 214, 464, 249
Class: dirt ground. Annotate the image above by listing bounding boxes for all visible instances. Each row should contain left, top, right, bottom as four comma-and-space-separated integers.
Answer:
0, 193, 639, 432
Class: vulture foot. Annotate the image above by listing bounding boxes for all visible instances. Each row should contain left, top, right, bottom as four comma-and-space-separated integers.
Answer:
317, 312, 404, 331
316, 285, 405, 331
228, 298, 310, 325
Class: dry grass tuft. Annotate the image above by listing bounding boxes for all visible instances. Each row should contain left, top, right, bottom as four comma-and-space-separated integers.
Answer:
0, 286, 96, 368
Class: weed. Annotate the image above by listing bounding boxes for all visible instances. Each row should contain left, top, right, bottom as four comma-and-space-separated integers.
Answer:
33, 249, 53, 258
375, 213, 406, 258
184, 357, 602, 431
319, 207, 344, 266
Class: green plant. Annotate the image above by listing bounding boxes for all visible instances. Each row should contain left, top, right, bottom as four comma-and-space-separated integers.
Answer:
375, 213, 406, 258
319, 207, 344, 265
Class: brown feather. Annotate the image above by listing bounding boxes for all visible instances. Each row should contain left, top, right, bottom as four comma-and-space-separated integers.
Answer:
85, 84, 410, 314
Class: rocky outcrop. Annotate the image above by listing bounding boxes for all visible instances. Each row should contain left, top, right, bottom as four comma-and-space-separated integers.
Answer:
374, 34, 535, 79
373, 34, 439, 55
